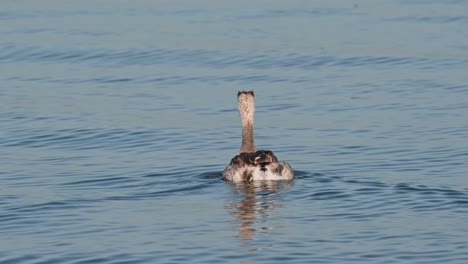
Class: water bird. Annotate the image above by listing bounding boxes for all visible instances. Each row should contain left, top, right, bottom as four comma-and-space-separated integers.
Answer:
223, 91, 294, 182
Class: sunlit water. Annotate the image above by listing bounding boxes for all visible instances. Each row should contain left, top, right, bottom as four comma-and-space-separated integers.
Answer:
1, 0, 468, 263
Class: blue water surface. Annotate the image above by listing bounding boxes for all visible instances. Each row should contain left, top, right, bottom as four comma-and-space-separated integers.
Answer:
1, 0, 468, 263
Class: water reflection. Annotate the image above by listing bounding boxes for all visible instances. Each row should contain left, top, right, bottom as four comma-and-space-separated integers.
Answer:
225, 181, 293, 244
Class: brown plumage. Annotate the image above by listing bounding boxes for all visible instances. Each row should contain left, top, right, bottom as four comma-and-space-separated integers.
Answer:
223, 91, 294, 182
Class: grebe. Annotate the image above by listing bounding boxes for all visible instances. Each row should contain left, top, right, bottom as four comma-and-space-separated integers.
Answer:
223, 91, 294, 182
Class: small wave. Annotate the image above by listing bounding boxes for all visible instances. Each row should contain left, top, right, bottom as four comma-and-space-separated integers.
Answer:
1, 127, 178, 152
105, 182, 213, 201
385, 15, 468, 24
1, 44, 467, 71
198, 170, 223, 180
63, 176, 136, 189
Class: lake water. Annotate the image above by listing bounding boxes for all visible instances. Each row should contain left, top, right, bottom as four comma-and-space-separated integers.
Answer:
1, 0, 468, 263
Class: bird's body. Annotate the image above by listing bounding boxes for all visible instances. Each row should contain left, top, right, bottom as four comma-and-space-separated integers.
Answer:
223, 91, 294, 182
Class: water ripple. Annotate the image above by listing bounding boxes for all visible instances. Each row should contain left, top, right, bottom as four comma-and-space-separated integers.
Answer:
1, 44, 466, 71
386, 15, 468, 24
1, 127, 170, 151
